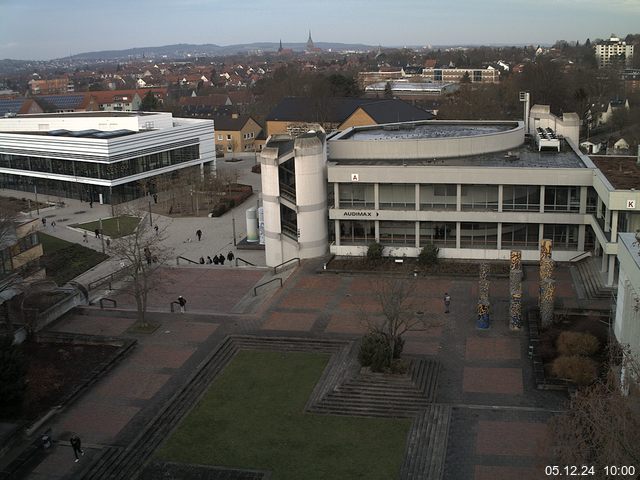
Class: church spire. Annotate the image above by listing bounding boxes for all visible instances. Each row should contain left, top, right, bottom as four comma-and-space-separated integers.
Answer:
306, 30, 315, 50
278, 39, 283, 52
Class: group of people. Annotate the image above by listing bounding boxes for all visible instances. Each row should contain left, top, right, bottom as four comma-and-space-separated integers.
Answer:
199, 251, 234, 265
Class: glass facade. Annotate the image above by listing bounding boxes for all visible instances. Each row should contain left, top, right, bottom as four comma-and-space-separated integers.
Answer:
339, 184, 374, 209
379, 184, 415, 210
501, 223, 539, 249
340, 220, 375, 245
544, 186, 580, 212
460, 222, 498, 248
543, 224, 579, 250
0, 145, 199, 181
419, 222, 456, 247
502, 185, 540, 211
461, 185, 499, 211
379, 221, 415, 245
420, 184, 456, 210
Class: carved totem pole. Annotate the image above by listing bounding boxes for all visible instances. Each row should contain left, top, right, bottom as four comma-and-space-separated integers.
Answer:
476, 262, 490, 329
539, 239, 555, 328
509, 250, 523, 330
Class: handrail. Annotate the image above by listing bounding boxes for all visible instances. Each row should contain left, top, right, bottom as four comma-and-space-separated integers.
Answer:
235, 257, 256, 267
99, 298, 117, 309
568, 251, 592, 263
273, 257, 300, 274
254, 277, 283, 296
176, 256, 199, 265
88, 265, 130, 291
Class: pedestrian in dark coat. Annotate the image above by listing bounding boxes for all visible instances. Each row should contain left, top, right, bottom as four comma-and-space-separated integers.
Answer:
227, 251, 234, 262
219, 254, 225, 265
213, 255, 219, 265
444, 293, 451, 313
70, 434, 84, 462
206, 256, 213, 264
94, 228, 100, 238
196, 229, 202, 241
199, 256, 205, 264
177, 296, 187, 313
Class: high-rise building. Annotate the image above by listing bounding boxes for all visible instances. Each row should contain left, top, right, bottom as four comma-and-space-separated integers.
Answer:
595, 34, 634, 68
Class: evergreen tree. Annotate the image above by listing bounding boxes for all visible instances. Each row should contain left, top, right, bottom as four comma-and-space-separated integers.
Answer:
139, 91, 159, 111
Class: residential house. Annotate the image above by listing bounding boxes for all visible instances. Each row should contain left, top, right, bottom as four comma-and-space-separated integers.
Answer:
213, 114, 262, 155
599, 99, 630, 125
0, 217, 44, 285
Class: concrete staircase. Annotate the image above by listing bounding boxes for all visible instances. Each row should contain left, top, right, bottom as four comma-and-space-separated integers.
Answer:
399, 405, 452, 480
572, 257, 615, 299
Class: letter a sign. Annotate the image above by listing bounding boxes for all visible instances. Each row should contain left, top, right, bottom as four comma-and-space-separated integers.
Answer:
351, 173, 359, 182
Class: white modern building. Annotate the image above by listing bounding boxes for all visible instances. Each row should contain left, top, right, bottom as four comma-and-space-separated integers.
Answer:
0, 111, 215, 204
595, 34, 635, 68
259, 106, 640, 286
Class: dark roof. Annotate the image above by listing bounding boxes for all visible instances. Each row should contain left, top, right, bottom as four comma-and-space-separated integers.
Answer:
0, 98, 27, 117
212, 114, 255, 131
33, 94, 87, 111
355, 100, 435, 124
266, 97, 374, 123
265, 97, 434, 124
591, 156, 640, 190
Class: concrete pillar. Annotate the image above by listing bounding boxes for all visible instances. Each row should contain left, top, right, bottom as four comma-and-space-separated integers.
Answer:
539, 185, 545, 213
375, 220, 380, 242
333, 183, 339, 208
579, 186, 587, 214
607, 255, 616, 287
498, 185, 503, 213
415, 184, 420, 211
456, 184, 462, 212
596, 197, 602, 218
374, 183, 379, 210
456, 222, 461, 249
415, 221, 420, 248
611, 210, 619, 241
605, 207, 611, 232
538, 223, 545, 243
497, 223, 502, 250
578, 224, 586, 251
601, 252, 608, 273
334, 219, 341, 246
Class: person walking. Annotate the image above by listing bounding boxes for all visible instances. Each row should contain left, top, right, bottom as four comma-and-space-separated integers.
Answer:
196, 229, 202, 241
444, 293, 451, 314
82, 232, 88, 243
105, 238, 111, 248
94, 228, 100, 239
212, 255, 219, 265
206, 256, 213, 264
41, 218, 46, 228
144, 247, 152, 266
227, 251, 234, 263
69, 434, 84, 462
51, 220, 56, 229
153, 193, 158, 204
219, 254, 225, 266
154, 225, 159, 235
177, 295, 187, 313
199, 256, 205, 264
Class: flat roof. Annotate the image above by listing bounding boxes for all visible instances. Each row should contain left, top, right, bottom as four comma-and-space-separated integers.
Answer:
7, 111, 157, 118
340, 122, 516, 141
330, 142, 586, 169
0, 129, 140, 139
619, 233, 640, 271
590, 156, 640, 190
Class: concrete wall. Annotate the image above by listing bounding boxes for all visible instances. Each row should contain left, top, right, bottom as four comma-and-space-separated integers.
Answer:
614, 233, 640, 360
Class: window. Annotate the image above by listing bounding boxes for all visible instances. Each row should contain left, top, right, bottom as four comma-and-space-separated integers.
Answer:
419, 222, 456, 247
226, 134, 232, 141
217, 134, 223, 141
380, 221, 415, 245
461, 185, 498, 211
543, 224, 579, 250
460, 223, 498, 248
340, 220, 375, 245
227, 145, 233, 152
502, 185, 540, 211
280, 204, 298, 240
421, 184, 456, 210
339, 183, 374, 208
544, 186, 580, 212
501, 223, 538, 249
379, 184, 415, 210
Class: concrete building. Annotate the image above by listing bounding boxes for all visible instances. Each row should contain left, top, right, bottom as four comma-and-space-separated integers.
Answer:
259, 106, 640, 287
614, 232, 640, 365
0, 111, 215, 204
421, 67, 499, 84
595, 34, 634, 68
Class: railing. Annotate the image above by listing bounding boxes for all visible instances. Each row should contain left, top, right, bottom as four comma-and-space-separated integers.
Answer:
568, 251, 592, 263
254, 277, 283, 296
235, 257, 256, 267
99, 298, 117, 309
88, 265, 130, 291
176, 256, 199, 265
273, 257, 300, 274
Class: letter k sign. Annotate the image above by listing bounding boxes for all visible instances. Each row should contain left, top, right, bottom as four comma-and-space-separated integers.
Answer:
628, 200, 636, 209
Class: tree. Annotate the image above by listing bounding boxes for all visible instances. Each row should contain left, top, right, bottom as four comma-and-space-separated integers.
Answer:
384, 81, 393, 98
358, 278, 440, 370
0, 203, 21, 334
107, 210, 172, 328
550, 345, 640, 475
0, 335, 26, 417
139, 90, 159, 111
460, 71, 471, 84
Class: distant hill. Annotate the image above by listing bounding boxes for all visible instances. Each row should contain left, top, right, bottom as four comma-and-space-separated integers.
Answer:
66, 42, 376, 61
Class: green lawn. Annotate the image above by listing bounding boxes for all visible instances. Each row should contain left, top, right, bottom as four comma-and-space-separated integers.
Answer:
157, 350, 410, 480
39, 233, 108, 285
73, 215, 140, 238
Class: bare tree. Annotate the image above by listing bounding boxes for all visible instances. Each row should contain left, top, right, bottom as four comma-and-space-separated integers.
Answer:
359, 278, 440, 364
550, 344, 640, 475
107, 210, 172, 328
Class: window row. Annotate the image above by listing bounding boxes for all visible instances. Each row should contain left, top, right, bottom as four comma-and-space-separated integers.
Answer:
0, 145, 199, 180
337, 184, 588, 213
338, 220, 580, 250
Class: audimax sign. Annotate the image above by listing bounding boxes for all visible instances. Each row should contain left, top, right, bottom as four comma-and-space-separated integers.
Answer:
342, 210, 379, 217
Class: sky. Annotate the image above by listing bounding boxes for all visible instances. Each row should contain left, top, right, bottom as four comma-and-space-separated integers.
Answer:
0, 0, 639, 60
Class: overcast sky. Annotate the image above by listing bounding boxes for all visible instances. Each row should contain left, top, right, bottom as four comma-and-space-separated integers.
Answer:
0, 0, 638, 60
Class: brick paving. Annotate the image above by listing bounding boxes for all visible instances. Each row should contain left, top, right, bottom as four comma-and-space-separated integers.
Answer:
12, 261, 602, 480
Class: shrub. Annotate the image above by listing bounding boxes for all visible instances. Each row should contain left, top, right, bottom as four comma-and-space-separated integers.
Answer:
417, 243, 439, 266
366, 242, 384, 264
390, 358, 409, 375
551, 355, 598, 385
392, 335, 405, 360
358, 331, 390, 372
537, 342, 557, 362
556, 331, 600, 356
